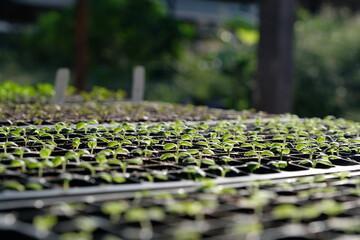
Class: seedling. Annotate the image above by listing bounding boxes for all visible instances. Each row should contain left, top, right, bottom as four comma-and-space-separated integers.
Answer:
14, 147, 31, 159
96, 172, 112, 183
112, 172, 127, 183
296, 141, 321, 159
65, 151, 81, 165
244, 150, 274, 164
208, 165, 240, 177
246, 162, 260, 173
268, 160, 288, 169
241, 141, 267, 152
54, 122, 66, 135
52, 156, 67, 171
101, 200, 129, 223
272, 204, 301, 222
299, 155, 333, 168
39, 146, 54, 161
181, 166, 206, 180
0, 142, 18, 154
11, 159, 26, 172
26, 182, 44, 191
131, 148, 153, 159
270, 142, 292, 161
60, 172, 73, 190
72, 137, 81, 150
184, 157, 215, 168
159, 152, 190, 164
76, 120, 99, 134
0, 164, 6, 174
87, 138, 98, 155
33, 214, 58, 232
125, 207, 165, 240
163, 141, 192, 154
140, 172, 169, 182
79, 163, 96, 177
220, 156, 234, 165
26, 157, 54, 178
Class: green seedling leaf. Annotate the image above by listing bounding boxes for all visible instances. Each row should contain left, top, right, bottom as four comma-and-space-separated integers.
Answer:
160, 153, 174, 160
127, 157, 143, 165
255, 143, 267, 149
101, 200, 128, 223
271, 143, 282, 148
76, 122, 87, 130
40, 148, 52, 159
115, 148, 129, 155
268, 160, 288, 169
96, 172, 112, 183
246, 162, 260, 172
317, 159, 333, 166
241, 143, 252, 148
224, 166, 240, 174
179, 141, 192, 147
281, 148, 291, 155
202, 158, 215, 165
26, 182, 43, 191
112, 173, 126, 183
3, 180, 25, 191
78, 149, 90, 155
98, 137, 109, 143
203, 149, 215, 155
33, 214, 58, 231
261, 150, 275, 157
79, 163, 95, 176
52, 156, 65, 167
182, 166, 206, 178
320, 199, 344, 216
125, 207, 146, 222
147, 207, 166, 221
187, 149, 199, 155
153, 173, 168, 181
244, 151, 257, 157
272, 204, 299, 220
75, 216, 97, 232
121, 139, 132, 145
163, 143, 176, 150
232, 222, 263, 236
196, 141, 209, 146
273, 135, 284, 140
107, 141, 119, 148
299, 159, 312, 166
181, 134, 192, 141
0, 164, 5, 174
295, 144, 306, 151
60, 172, 73, 181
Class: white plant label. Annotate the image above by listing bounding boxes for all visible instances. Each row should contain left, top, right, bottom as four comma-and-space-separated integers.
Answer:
54, 68, 70, 105
131, 66, 145, 102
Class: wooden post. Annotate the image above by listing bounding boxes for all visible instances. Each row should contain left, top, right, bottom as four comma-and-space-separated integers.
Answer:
131, 66, 145, 102
54, 68, 70, 105
74, 0, 88, 92
254, 0, 296, 114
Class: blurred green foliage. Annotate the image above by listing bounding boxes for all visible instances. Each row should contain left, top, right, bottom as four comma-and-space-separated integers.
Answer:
294, 8, 360, 119
0, 81, 125, 103
19, 0, 194, 91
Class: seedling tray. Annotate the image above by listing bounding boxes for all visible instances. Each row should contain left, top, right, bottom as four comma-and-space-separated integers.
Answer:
0, 170, 359, 240
0, 114, 360, 239
1, 117, 359, 192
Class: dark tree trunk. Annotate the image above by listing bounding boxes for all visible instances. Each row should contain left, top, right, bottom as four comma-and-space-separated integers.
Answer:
254, 0, 296, 114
